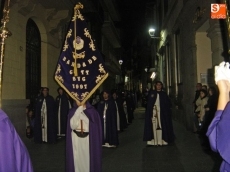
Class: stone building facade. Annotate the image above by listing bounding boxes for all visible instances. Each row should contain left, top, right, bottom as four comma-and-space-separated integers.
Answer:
1, 0, 121, 138
151, 0, 225, 130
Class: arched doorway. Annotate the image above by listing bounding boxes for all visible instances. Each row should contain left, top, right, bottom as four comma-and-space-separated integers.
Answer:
26, 18, 41, 106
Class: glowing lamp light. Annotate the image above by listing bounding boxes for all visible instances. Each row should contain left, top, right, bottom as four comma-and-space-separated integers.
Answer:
148, 28, 155, 37
150, 72, 156, 79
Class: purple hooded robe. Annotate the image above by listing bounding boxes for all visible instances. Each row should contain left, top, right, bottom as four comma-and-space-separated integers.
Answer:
55, 93, 71, 135
34, 95, 57, 143
97, 98, 119, 146
0, 109, 33, 172
207, 102, 230, 171
143, 90, 174, 143
66, 102, 102, 172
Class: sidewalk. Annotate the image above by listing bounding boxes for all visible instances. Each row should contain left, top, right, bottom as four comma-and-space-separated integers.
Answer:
24, 107, 222, 172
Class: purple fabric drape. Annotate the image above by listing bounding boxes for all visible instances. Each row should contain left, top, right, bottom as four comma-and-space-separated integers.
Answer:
0, 109, 33, 172
207, 102, 230, 171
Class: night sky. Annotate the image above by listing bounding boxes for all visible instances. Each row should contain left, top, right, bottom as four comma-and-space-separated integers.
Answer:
117, 0, 153, 51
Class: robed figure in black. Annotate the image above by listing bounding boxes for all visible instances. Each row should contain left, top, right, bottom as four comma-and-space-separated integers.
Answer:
111, 91, 127, 131
55, 87, 72, 137
143, 81, 174, 146
124, 90, 135, 124
200, 86, 218, 148
203, 87, 218, 131
34, 87, 57, 143
97, 90, 119, 147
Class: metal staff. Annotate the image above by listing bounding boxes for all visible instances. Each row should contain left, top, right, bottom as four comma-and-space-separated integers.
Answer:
0, 0, 11, 108
221, 0, 230, 60
73, 2, 83, 76
223, 0, 230, 40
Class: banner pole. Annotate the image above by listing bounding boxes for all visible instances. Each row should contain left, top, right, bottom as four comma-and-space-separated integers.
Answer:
0, 0, 12, 108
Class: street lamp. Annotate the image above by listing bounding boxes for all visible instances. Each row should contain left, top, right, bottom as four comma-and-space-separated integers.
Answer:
148, 28, 161, 39
150, 72, 156, 79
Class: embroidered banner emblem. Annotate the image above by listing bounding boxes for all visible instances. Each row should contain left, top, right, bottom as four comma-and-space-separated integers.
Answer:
54, 3, 108, 105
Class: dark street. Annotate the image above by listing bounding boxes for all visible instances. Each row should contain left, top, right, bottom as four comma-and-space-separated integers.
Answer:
24, 107, 222, 172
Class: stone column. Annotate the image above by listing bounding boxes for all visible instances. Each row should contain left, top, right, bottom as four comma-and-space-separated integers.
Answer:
207, 19, 225, 65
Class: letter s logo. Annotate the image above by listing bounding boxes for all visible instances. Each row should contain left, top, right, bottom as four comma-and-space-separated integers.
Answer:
211, 4, 219, 13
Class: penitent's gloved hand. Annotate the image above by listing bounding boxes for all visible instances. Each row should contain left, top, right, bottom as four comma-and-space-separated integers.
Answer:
214, 61, 230, 84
